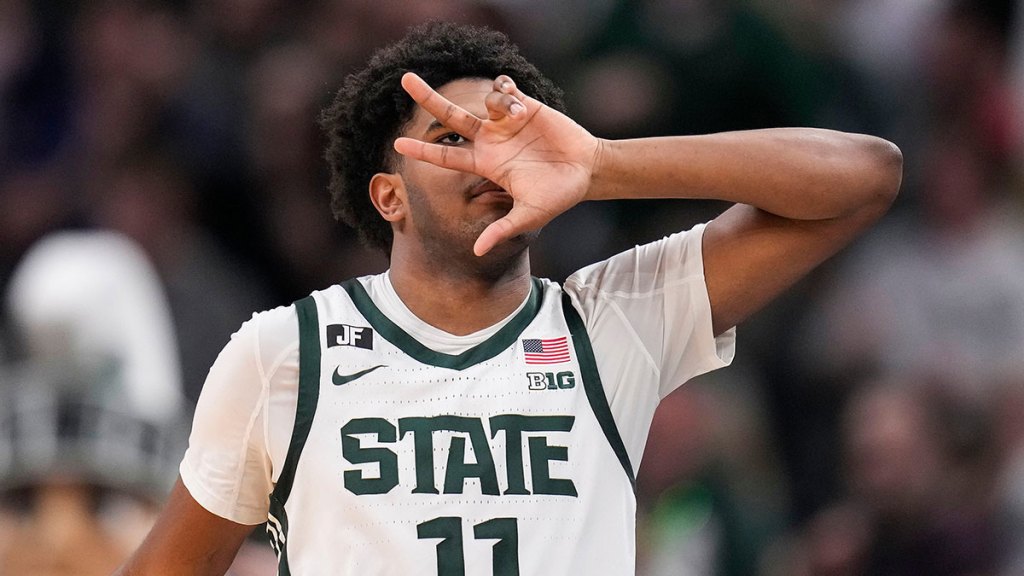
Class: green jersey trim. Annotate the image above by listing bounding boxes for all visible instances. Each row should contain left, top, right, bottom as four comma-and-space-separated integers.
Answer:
267, 497, 292, 576
267, 296, 321, 573
561, 291, 637, 493
269, 296, 322, 508
340, 277, 544, 370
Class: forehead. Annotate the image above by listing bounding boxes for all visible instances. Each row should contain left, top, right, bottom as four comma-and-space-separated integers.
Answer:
405, 77, 492, 133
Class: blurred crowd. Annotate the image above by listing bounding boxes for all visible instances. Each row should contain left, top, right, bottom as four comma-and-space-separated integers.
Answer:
0, 0, 1021, 574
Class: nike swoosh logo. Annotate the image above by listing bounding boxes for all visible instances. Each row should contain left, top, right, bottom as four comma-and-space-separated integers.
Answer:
332, 365, 386, 386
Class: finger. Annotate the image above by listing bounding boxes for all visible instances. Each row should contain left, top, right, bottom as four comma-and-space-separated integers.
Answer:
474, 217, 517, 256
401, 72, 482, 137
473, 204, 546, 256
484, 90, 525, 120
394, 137, 475, 172
493, 75, 522, 98
492, 75, 533, 110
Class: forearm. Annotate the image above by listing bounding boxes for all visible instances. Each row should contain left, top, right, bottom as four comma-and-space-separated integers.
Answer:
588, 128, 903, 219
114, 479, 253, 576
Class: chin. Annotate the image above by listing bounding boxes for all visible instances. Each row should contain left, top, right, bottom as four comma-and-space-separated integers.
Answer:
479, 230, 538, 267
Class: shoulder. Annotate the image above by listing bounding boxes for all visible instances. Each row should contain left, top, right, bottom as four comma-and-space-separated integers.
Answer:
246, 277, 380, 356
239, 303, 300, 353
563, 223, 708, 299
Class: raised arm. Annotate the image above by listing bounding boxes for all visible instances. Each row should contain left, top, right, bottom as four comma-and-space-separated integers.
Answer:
589, 130, 903, 334
114, 478, 254, 576
394, 73, 903, 334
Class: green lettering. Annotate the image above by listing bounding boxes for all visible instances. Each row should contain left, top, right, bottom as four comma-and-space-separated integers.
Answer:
399, 417, 441, 494
556, 371, 575, 389
529, 437, 576, 496
340, 418, 398, 495
474, 517, 519, 576
400, 416, 499, 495
443, 419, 500, 495
526, 416, 577, 497
417, 517, 465, 575
490, 415, 575, 496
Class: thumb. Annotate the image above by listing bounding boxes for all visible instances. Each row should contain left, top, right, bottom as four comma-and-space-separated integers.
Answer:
473, 205, 547, 256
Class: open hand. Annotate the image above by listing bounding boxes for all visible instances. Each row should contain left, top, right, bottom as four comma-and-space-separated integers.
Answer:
394, 72, 603, 256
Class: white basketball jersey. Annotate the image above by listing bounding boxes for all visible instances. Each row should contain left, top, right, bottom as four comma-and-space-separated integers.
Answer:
266, 276, 637, 575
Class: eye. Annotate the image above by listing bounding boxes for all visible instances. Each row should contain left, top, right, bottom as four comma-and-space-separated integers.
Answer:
436, 132, 467, 145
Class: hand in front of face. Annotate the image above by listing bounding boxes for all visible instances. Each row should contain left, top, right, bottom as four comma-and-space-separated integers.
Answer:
394, 73, 602, 256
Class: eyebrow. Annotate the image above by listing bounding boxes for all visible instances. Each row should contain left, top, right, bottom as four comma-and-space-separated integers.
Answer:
425, 119, 447, 133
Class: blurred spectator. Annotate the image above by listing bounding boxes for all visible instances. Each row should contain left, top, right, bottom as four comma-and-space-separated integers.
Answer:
69, 1, 196, 171
787, 3, 1024, 521
0, 0, 74, 167
637, 367, 787, 576
815, 380, 998, 576
994, 375, 1024, 575
797, 128, 1024, 397
759, 501, 872, 576
85, 156, 273, 403
638, 382, 716, 576
244, 42, 388, 299
764, 377, 1002, 576
1012, 0, 1024, 159
1, 229, 277, 575
6, 231, 184, 421
819, 0, 949, 147
0, 364, 186, 576
851, 381, 999, 575
0, 165, 75, 299
564, 0, 827, 140
0, 230, 189, 575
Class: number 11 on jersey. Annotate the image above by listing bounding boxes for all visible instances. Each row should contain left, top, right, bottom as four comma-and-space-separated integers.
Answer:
417, 516, 519, 576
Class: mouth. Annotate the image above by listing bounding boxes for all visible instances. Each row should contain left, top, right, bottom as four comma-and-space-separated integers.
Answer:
468, 179, 509, 199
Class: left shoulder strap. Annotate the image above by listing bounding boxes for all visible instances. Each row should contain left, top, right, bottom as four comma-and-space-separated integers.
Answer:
270, 295, 322, 506
266, 295, 322, 573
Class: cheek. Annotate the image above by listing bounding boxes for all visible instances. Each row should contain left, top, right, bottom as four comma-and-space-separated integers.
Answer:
402, 179, 446, 231
404, 169, 466, 216
406, 160, 466, 190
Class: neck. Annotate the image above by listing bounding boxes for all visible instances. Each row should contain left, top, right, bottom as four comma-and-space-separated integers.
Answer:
387, 247, 533, 336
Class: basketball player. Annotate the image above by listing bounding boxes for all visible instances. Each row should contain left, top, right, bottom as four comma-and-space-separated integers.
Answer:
117, 22, 902, 575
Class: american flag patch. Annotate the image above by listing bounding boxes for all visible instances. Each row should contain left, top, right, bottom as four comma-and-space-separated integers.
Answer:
522, 336, 571, 364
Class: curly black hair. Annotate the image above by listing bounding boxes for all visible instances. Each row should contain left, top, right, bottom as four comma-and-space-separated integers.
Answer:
319, 21, 566, 255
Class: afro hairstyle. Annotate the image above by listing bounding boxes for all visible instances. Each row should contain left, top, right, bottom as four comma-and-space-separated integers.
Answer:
319, 21, 566, 255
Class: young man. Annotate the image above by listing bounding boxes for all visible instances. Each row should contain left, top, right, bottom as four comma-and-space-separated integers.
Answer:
118, 22, 902, 575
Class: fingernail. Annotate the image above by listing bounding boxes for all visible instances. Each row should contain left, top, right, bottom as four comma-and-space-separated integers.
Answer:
501, 81, 512, 91
509, 102, 525, 116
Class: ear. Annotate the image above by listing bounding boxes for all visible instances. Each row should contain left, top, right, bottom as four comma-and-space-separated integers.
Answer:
369, 172, 406, 223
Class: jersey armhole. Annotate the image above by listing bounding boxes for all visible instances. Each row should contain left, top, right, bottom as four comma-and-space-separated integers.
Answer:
561, 291, 637, 493
266, 295, 321, 565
